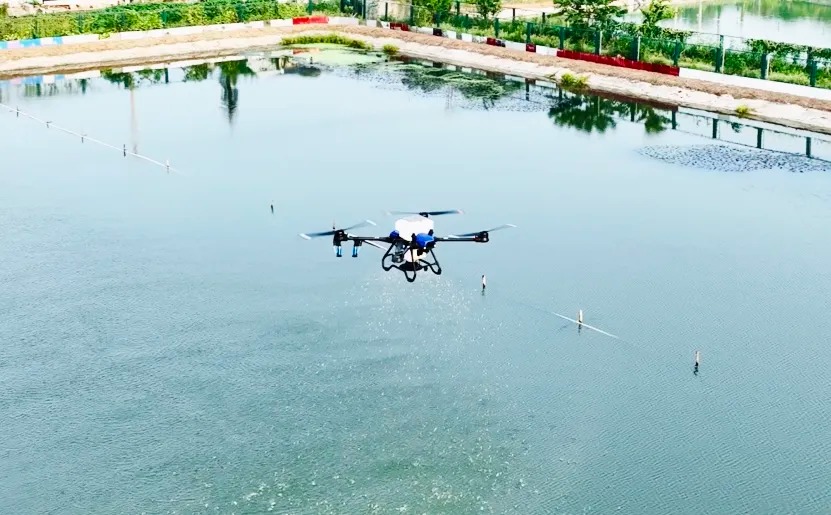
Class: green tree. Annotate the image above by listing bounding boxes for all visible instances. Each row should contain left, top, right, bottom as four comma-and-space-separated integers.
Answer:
552, 0, 625, 32
639, 0, 675, 37
475, 0, 502, 20
415, 0, 453, 23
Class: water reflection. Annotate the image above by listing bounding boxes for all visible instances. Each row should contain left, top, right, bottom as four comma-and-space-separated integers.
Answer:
217, 60, 256, 124
2, 49, 829, 166
654, 0, 831, 46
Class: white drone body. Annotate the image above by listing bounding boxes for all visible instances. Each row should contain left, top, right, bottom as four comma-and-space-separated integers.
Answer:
394, 215, 435, 263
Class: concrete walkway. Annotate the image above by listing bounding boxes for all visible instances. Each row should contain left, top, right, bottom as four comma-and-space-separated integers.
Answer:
679, 68, 831, 102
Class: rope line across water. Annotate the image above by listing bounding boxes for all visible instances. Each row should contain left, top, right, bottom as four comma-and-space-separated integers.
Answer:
0, 102, 184, 176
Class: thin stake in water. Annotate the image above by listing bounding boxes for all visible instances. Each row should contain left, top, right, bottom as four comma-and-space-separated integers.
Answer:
549, 310, 619, 339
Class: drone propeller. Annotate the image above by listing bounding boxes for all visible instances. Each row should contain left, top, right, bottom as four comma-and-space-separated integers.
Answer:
299, 219, 377, 239
385, 209, 464, 217
447, 224, 517, 238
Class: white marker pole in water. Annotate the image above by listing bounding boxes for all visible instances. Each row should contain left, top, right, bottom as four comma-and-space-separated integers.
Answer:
548, 310, 619, 339
695, 351, 700, 366
482, 274, 487, 290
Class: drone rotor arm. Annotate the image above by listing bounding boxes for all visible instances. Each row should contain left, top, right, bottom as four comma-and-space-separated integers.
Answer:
445, 224, 517, 239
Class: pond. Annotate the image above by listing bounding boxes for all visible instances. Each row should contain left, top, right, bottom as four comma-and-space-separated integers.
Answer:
2, 47, 831, 514
626, 0, 831, 47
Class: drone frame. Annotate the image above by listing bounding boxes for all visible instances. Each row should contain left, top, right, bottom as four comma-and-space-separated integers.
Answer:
300, 212, 512, 283
332, 230, 489, 283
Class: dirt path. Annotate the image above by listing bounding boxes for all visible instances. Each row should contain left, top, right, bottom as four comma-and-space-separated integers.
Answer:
1, 24, 830, 133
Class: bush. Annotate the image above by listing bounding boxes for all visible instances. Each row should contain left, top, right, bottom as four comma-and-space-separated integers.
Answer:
559, 72, 588, 90
382, 43, 399, 55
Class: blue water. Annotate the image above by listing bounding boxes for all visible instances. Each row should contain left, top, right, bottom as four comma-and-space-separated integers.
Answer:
2, 54, 831, 514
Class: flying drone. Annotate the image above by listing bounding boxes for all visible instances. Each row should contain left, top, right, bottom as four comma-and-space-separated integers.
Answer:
299, 210, 516, 282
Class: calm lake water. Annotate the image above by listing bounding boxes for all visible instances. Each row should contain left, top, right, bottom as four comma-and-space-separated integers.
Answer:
2, 50, 831, 514
632, 0, 831, 47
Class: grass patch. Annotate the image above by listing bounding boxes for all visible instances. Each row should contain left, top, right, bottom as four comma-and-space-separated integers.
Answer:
382, 44, 399, 56
734, 104, 752, 117
559, 72, 589, 91
281, 33, 371, 51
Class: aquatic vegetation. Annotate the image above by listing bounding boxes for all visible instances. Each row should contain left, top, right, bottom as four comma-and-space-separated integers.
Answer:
382, 44, 400, 56
281, 33, 372, 51
638, 144, 831, 173
398, 64, 523, 107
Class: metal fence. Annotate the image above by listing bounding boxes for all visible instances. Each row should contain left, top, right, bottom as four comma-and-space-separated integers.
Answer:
376, 0, 831, 89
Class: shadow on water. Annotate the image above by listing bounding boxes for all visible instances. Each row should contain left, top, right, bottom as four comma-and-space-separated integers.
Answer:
3, 46, 831, 171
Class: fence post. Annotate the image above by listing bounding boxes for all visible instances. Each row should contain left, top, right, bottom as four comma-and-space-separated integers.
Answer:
456, 1, 460, 16
77, 13, 84, 33
409, 5, 414, 25
631, 35, 641, 61
526, 22, 532, 44
672, 40, 681, 66
809, 60, 818, 87
32, 16, 38, 39
542, 12, 546, 25
307, 0, 313, 14
715, 35, 724, 73
495, 18, 500, 38
558, 26, 565, 50
512, 8, 515, 22
384, 2, 388, 19
760, 52, 769, 80
594, 29, 602, 55
362, 0, 367, 18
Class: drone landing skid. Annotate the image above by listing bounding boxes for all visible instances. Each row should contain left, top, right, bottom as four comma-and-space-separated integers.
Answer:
381, 244, 442, 282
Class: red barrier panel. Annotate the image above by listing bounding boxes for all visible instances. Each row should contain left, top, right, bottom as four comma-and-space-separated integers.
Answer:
556, 49, 679, 76
292, 16, 329, 24
525, 43, 536, 53
390, 22, 410, 31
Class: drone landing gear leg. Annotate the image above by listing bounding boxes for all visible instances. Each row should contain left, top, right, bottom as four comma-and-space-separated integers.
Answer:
425, 249, 442, 276
403, 248, 418, 282
381, 243, 396, 271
